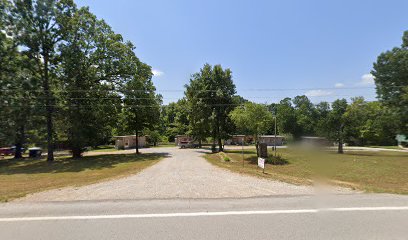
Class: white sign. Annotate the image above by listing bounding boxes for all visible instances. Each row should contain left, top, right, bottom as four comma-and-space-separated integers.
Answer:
258, 158, 265, 169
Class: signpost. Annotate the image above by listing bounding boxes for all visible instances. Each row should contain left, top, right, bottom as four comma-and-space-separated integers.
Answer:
258, 157, 265, 173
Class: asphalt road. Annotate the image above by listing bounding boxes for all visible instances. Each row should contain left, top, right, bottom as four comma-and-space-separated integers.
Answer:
1, 194, 408, 240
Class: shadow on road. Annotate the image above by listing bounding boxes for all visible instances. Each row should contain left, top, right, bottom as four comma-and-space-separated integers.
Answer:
0, 152, 170, 175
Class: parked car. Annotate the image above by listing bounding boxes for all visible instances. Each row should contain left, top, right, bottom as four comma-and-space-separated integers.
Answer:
28, 147, 42, 158
11, 146, 25, 153
179, 141, 191, 149
0, 146, 27, 156
0, 147, 14, 156
179, 141, 200, 149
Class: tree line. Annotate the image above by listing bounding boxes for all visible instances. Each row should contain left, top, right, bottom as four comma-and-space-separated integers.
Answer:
1, 0, 406, 159
160, 29, 408, 152
0, 0, 160, 160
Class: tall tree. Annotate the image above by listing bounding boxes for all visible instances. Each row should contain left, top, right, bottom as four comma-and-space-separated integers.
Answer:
372, 31, 408, 135
185, 73, 210, 147
11, 0, 76, 161
186, 64, 236, 151
122, 62, 161, 154
58, 7, 126, 157
0, 0, 40, 158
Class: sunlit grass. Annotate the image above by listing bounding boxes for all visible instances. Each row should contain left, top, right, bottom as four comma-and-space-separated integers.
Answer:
0, 153, 165, 202
206, 148, 408, 194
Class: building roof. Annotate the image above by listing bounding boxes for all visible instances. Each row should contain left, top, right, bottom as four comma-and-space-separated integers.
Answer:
113, 135, 145, 138
259, 135, 285, 138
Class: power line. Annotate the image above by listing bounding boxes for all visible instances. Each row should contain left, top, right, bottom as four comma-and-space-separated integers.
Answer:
1, 85, 405, 93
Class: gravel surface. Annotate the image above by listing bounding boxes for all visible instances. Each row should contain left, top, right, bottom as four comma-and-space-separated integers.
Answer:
18, 148, 350, 202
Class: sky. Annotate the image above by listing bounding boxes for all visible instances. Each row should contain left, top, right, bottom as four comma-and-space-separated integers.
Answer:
77, 0, 408, 104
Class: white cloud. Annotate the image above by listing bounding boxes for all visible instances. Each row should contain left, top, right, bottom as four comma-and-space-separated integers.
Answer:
359, 74, 375, 86
335, 83, 345, 88
305, 89, 333, 97
152, 69, 164, 77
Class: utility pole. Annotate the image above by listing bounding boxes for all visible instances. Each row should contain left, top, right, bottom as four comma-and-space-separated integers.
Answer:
274, 116, 277, 157
242, 136, 245, 167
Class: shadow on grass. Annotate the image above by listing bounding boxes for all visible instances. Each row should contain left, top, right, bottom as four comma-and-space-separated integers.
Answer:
245, 155, 289, 166
226, 150, 258, 154
0, 152, 169, 175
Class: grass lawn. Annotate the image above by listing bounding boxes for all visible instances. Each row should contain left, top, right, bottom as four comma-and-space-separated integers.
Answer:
149, 143, 177, 148
366, 146, 404, 150
205, 148, 408, 194
0, 153, 165, 202
87, 145, 119, 152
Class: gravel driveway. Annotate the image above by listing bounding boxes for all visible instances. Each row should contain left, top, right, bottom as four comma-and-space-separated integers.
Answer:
18, 147, 348, 202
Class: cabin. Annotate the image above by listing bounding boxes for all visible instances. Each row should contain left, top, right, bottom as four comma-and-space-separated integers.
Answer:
225, 135, 246, 145
114, 135, 147, 150
175, 135, 194, 146
258, 135, 285, 146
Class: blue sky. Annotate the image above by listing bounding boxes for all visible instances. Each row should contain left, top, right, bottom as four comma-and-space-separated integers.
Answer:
78, 0, 408, 104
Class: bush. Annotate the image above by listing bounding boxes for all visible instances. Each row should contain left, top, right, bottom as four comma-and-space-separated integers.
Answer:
223, 156, 231, 162
266, 154, 288, 165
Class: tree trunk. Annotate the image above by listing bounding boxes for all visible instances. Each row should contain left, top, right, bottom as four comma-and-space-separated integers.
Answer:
14, 125, 25, 159
338, 125, 344, 154
72, 147, 82, 158
43, 53, 54, 162
255, 142, 260, 157
338, 138, 344, 154
218, 137, 223, 152
199, 139, 202, 148
135, 131, 140, 154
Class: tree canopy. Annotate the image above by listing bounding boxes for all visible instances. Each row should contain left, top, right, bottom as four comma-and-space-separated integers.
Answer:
372, 31, 408, 135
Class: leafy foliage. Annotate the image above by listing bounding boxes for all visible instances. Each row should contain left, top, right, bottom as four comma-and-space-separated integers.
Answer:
372, 31, 408, 135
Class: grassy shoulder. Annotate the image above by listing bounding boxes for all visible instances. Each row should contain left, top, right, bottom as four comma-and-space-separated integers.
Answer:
0, 153, 164, 202
205, 148, 408, 194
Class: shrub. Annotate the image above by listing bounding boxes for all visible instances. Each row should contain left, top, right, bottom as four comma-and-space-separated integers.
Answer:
266, 154, 288, 165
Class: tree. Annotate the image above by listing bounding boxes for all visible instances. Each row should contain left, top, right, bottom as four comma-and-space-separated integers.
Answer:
343, 98, 399, 146
326, 99, 348, 154
0, 1, 40, 158
122, 62, 161, 154
372, 31, 408, 135
145, 129, 161, 147
292, 95, 317, 136
230, 102, 273, 156
185, 73, 210, 147
276, 98, 301, 139
185, 64, 236, 151
11, 0, 77, 161
58, 7, 127, 158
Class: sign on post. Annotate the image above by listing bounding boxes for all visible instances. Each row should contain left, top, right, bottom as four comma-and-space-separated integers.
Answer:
258, 157, 265, 169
